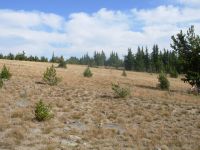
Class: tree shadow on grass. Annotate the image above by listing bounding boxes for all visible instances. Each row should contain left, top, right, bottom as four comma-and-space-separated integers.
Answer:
134, 84, 186, 94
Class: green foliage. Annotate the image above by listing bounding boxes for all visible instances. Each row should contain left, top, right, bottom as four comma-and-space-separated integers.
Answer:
0, 78, 3, 88
35, 100, 53, 121
158, 72, 170, 90
124, 48, 134, 70
171, 25, 200, 89
169, 67, 178, 78
83, 67, 93, 77
15, 51, 27, 60
58, 56, 67, 68
112, 83, 130, 98
182, 71, 200, 89
0, 65, 12, 80
122, 69, 127, 77
43, 65, 60, 86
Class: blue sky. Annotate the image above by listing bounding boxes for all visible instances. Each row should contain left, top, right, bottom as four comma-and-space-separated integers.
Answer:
0, 0, 200, 58
0, 0, 172, 15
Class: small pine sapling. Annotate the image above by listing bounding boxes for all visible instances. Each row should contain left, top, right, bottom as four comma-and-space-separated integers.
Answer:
43, 65, 60, 85
0, 65, 12, 80
83, 67, 93, 77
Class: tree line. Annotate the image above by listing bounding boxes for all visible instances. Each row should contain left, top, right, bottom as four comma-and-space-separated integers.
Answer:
124, 45, 178, 74
0, 47, 179, 73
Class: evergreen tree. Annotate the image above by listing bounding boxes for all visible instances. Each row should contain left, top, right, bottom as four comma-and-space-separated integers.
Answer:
6, 53, 15, 60
0, 53, 3, 59
58, 56, 67, 68
144, 47, 150, 72
171, 25, 200, 90
107, 51, 121, 68
67, 57, 80, 64
15, 51, 26, 60
135, 46, 145, 71
50, 52, 56, 63
124, 48, 134, 70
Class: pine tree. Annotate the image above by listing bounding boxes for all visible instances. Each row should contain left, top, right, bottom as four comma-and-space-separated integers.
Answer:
135, 46, 145, 71
50, 52, 56, 63
124, 48, 134, 70
171, 25, 200, 91
58, 56, 67, 68
144, 47, 150, 72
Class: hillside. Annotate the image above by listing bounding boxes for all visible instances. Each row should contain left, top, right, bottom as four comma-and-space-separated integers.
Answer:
0, 59, 200, 150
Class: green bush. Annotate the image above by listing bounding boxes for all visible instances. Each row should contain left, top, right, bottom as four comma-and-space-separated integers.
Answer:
112, 83, 130, 98
43, 65, 60, 86
158, 72, 170, 90
122, 69, 127, 77
83, 67, 93, 77
0, 65, 12, 80
58, 56, 67, 68
0, 78, 3, 88
169, 67, 178, 78
35, 100, 53, 121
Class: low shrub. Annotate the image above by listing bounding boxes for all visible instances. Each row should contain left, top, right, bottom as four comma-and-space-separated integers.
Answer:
158, 72, 170, 90
43, 65, 60, 86
169, 67, 178, 78
83, 67, 93, 77
35, 100, 53, 121
112, 83, 130, 98
0, 65, 12, 80
122, 69, 127, 77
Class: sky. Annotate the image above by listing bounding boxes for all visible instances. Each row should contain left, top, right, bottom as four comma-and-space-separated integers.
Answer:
0, 0, 200, 58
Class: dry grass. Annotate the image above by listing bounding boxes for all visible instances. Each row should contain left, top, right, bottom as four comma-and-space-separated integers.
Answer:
0, 59, 200, 150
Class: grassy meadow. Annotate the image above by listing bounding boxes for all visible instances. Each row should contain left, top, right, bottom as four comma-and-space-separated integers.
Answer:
0, 59, 200, 150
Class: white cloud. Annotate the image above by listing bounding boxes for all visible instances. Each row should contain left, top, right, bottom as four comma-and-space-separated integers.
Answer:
0, 4, 200, 58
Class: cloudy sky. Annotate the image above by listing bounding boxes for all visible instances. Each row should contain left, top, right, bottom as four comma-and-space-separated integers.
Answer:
0, 0, 200, 58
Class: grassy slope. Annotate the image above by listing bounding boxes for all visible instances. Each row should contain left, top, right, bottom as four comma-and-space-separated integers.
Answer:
0, 59, 200, 150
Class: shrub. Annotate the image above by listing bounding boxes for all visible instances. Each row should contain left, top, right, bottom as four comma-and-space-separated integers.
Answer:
169, 67, 178, 78
43, 65, 60, 86
0, 65, 12, 80
122, 69, 127, 77
83, 67, 93, 77
112, 83, 130, 98
35, 100, 53, 121
158, 72, 170, 90
58, 56, 67, 68
0, 78, 3, 88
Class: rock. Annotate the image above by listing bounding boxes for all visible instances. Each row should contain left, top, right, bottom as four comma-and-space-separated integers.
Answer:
16, 99, 29, 108
69, 135, 81, 142
63, 127, 70, 132
161, 145, 169, 150
67, 121, 87, 131
102, 123, 125, 134
60, 139, 78, 148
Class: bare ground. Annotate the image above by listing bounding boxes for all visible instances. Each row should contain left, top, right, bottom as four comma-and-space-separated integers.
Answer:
0, 59, 200, 150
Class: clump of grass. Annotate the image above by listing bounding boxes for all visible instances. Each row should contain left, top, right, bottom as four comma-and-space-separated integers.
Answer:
112, 83, 130, 98
35, 100, 53, 121
43, 65, 60, 86
158, 72, 170, 90
122, 69, 127, 77
83, 67, 93, 77
0, 65, 12, 80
